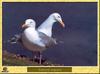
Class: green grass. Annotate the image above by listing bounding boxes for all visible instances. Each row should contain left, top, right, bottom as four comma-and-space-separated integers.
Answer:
2, 50, 62, 66
3, 53, 39, 66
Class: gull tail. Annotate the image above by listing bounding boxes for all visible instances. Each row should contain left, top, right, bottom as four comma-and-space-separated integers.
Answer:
58, 40, 64, 44
54, 38, 64, 44
7, 34, 22, 44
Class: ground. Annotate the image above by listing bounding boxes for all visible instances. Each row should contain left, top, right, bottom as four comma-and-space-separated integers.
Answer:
2, 50, 63, 66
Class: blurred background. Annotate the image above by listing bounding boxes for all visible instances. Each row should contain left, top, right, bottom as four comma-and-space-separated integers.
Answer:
2, 2, 97, 66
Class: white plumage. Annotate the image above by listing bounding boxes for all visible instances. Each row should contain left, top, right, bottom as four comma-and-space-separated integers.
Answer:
37, 13, 65, 37
10, 13, 65, 64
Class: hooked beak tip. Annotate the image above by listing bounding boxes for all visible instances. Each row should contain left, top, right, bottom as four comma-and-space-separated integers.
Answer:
22, 24, 28, 29
59, 21, 65, 28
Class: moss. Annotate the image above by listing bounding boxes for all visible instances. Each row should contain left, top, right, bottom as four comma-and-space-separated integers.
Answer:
2, 50, 62, 66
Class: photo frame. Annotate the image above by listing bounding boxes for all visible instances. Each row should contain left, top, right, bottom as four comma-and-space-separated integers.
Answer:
0, 0, 99, 73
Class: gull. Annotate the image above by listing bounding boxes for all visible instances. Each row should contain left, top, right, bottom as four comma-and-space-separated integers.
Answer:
9, 13, 65, 64
37, 13, 65, 37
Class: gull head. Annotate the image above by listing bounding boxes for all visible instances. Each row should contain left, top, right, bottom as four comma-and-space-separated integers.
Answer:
22, 19, 36, 29
50, 13, 65, 28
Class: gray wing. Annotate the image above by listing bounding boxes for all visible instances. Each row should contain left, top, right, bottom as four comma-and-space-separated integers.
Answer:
8, 34, 23, 44
38, 32, 57, 48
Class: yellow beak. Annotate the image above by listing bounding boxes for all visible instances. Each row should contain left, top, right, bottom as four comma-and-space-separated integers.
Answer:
22, 24, 29, 29
59, 20, 65, 28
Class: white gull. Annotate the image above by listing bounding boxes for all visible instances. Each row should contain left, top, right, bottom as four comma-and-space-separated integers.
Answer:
10, 13, 65, 64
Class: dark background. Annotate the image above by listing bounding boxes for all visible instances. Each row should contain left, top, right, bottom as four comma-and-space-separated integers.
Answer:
2, 2, 97, 66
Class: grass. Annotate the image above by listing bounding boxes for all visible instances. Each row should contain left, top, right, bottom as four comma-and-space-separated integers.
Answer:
2, 50, 62, 66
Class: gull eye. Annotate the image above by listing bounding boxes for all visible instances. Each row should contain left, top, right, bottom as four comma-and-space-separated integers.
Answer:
30, 21, 33, 24
58, 16, 60, 18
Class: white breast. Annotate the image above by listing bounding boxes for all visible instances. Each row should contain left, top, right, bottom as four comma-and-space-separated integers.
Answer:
38, 28, 52, 37
22, 27, 45, 52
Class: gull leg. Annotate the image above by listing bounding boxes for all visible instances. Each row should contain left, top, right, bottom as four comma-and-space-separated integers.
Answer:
33, 51, 43, 64
39, 52, 42, 65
